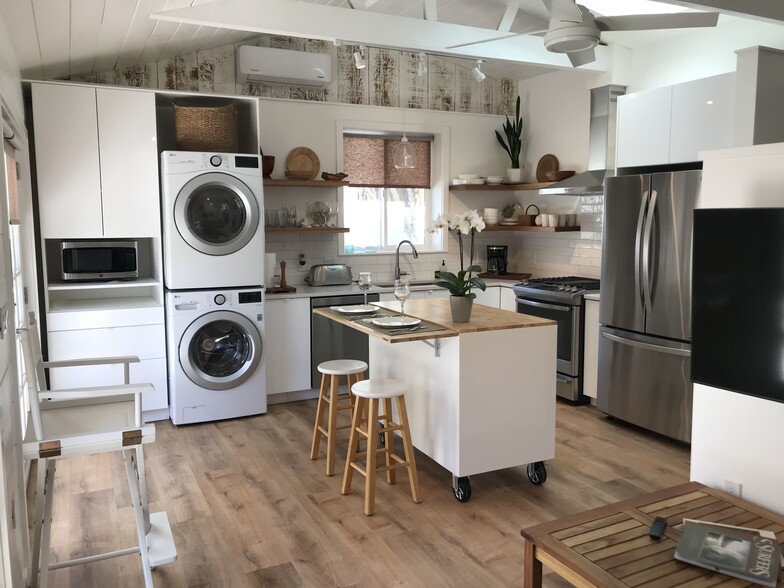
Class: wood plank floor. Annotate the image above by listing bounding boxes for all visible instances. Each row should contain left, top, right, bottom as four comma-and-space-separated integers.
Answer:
28, 400, 690, 587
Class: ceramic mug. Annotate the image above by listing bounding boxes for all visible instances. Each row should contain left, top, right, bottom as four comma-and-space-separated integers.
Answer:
535, 215, 543, 226
541, 215, 551, 227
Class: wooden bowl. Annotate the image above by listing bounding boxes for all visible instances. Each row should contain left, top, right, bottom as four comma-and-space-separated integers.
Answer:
545, 170, 576, 182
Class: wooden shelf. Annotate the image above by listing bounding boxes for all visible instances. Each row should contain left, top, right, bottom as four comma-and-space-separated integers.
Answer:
265, 227, 349, 234
450, 182, 555, 191
264, 179, 349, 188
483, 225, 581, 232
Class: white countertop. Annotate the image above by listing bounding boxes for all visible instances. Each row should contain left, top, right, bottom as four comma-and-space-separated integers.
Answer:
266, 278, 517, 300
584, 292, 600, 301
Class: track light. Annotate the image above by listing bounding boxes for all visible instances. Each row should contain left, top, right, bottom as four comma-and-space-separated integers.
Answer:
472, 60, 486, 82
353, 45, 366, 69
417, 52, 427, 77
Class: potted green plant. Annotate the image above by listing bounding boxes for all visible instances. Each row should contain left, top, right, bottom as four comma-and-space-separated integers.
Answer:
428, 211, 487, 322
496, 95, 523, 183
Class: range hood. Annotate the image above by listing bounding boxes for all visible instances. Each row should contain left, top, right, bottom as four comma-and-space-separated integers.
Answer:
539, 84, 626, 195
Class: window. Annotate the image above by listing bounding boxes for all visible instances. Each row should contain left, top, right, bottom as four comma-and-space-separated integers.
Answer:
339, 128, 446, 255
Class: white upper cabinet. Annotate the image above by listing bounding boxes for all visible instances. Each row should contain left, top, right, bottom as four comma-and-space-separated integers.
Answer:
616, 86, 672, 168
669, 73, 735, 164
96, 88, 160, 237
32, 83, 159, 238
32, 84, 103, 238
616, 73, 735, 168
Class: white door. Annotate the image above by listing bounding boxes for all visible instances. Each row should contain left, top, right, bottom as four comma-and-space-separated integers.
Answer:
180, 311, 262, 390
173, 173, 260, 256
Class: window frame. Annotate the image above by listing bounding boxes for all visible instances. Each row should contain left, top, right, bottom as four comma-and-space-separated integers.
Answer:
336, 118, 450, 256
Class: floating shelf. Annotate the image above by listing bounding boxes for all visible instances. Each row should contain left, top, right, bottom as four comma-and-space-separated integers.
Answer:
47, 278, 160, 291
264, 179, 349, 188
265, 227, 350, 234
483, 225, 581, 232
450, 182, 556, 191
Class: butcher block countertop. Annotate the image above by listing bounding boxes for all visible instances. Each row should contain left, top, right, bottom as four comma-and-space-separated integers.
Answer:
314, 298, 554, 344
374, 298, 555, 334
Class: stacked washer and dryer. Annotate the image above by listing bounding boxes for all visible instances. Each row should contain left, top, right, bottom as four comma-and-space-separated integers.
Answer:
161, 152, 267, 425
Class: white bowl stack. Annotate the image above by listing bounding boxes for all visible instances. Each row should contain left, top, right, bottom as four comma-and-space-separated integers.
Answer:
483, 207, 499, 225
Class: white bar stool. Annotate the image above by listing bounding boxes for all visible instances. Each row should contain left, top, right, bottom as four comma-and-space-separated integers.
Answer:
310, 359, 368, 475
341, 378, 421, 516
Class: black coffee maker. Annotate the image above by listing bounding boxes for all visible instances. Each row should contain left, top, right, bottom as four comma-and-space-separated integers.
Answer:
486, 245, 508, 275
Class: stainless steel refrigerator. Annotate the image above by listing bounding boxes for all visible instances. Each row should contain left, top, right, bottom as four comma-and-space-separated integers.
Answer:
597, 170, 700, 443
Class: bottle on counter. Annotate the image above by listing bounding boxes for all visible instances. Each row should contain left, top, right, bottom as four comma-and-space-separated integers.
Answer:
435, 259, 447, 278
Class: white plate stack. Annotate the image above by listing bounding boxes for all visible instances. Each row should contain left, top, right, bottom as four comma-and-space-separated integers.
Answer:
483, 208, 499, 225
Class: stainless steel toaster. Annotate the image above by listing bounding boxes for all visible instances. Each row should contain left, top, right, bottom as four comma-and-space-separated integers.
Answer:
306, 264, 353, 286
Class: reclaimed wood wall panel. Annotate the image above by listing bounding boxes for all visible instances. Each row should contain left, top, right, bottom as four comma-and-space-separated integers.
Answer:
79, 32, 516, 116
427, 56, 455, 112
368, 48, 399, 107
399, 51, 427, 110
337, 45, 368, 105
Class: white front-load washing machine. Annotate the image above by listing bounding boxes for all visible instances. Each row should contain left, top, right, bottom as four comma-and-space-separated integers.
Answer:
161, 151, 264, 290
167, 287, 266, 425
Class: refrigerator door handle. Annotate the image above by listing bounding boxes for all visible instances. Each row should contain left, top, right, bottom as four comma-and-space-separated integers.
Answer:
634, 190, 649, 312
642, 189, 657, 316
601, 331, 691, 357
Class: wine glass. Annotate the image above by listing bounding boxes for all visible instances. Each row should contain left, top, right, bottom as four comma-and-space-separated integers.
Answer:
358, 272, 372, 306
393, 278, 410, 314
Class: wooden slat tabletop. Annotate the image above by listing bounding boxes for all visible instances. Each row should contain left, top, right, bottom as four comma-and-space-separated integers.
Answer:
521, 482, 784, 587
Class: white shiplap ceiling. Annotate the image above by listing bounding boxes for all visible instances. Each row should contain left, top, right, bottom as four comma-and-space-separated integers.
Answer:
2, 0, 783, 81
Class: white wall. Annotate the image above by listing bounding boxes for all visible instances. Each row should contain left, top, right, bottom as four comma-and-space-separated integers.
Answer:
260, 97, 518, 283
690, 142, 784, 515
0, 11, 23, 127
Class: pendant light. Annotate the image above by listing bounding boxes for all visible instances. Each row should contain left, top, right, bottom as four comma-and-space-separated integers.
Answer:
394, 108, 416, 169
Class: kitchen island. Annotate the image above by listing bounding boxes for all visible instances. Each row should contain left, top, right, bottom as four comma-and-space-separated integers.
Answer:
314, 298, 557, 501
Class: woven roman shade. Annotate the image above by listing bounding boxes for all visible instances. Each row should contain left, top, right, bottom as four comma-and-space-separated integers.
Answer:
344, 135, 431, 189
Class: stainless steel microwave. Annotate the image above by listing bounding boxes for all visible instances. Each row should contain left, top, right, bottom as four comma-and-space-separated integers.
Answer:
61, 240, 139, 281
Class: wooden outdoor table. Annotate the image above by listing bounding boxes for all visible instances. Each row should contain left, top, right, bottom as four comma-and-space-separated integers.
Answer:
521, 481, 784, 587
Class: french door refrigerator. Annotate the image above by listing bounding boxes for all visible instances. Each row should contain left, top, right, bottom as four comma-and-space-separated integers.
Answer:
597, 170, 700, 442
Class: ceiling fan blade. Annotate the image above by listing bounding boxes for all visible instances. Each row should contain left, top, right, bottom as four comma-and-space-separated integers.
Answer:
543, 0, 584, 23
567, 47, 595, 67
596, 11, 719, 32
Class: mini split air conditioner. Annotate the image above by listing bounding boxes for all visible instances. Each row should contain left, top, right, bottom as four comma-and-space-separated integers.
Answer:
237, 45, 332, 87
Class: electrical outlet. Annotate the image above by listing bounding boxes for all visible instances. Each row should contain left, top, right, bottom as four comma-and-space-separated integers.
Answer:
725, 479, 742, 497
297, 257, 325, 272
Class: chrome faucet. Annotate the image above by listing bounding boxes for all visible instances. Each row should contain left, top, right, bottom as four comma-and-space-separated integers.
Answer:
394, 240, 419, 281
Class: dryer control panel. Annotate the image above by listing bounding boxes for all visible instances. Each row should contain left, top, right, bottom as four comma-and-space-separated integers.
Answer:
170, 289, 264, 312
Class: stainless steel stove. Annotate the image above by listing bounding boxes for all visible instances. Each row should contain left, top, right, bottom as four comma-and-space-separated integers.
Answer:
512, 276, 600, 402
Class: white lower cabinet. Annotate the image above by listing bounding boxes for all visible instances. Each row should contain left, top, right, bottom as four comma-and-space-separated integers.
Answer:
265, 298, 311, 395
500, 286, 517, 311
47, 322, 168, 413
473, 285, 500, 308
583, 298, 600, 400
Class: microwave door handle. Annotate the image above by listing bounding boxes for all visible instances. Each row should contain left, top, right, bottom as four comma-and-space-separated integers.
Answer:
635, 190, 649, 313
516, 298, 571, 313
642, 189, 657, 316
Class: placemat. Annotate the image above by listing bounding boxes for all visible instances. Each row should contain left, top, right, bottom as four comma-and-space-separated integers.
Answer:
320, 307, 445, 336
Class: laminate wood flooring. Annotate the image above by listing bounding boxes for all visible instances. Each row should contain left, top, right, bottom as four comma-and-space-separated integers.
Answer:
27, 400, 690, 587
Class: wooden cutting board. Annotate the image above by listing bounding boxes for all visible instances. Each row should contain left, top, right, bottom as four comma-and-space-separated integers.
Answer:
478, 272, 532, 281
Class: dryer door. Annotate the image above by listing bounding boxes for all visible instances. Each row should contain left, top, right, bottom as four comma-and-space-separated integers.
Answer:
174, 172, 260, 256
179, 310, 262, 390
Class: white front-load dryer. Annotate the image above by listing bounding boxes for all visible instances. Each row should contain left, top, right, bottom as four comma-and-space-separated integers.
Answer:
167, 287, 266, 425
161, 151, 264, 290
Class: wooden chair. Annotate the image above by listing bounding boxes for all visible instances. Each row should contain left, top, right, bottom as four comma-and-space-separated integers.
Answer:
20, 318, 176, 587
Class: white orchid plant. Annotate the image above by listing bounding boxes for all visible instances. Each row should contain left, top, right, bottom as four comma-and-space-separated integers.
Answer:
427, 210, 487, 299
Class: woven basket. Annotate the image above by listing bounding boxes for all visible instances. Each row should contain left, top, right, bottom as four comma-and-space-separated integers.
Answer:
173, 103, 236, 152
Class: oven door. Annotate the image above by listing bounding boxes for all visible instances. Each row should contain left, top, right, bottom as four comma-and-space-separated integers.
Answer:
516, 297, 579, 375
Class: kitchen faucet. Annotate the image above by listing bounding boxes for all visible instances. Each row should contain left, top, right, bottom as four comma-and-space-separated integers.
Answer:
394, 240, 418, 280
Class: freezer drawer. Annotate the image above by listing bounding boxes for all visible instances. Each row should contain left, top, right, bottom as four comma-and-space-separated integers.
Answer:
597, 327, 692, 442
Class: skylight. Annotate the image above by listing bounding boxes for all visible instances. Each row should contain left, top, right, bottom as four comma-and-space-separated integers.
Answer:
580, 0, 694, 17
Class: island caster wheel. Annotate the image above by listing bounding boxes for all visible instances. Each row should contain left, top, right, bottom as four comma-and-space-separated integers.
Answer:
527, 462, 547, 485
452, 476, 471, 502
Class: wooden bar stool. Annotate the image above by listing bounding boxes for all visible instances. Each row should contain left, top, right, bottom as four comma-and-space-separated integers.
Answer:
310, 359, 367, 476
341, 378, 421, 516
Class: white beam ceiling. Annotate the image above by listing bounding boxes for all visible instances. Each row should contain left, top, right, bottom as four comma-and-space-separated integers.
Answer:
150, 0, 609, 72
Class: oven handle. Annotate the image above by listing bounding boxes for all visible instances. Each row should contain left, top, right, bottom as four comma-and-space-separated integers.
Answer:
516, 298, 571, 313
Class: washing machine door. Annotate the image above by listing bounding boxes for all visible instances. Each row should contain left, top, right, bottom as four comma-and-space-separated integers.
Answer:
180, 310, 262, 390
174, 172, 260, 256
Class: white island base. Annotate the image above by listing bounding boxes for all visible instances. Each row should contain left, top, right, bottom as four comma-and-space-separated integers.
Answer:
368, 305, 557, 501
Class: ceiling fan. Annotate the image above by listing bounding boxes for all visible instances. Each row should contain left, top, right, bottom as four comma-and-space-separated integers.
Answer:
449, 0, 719, 67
